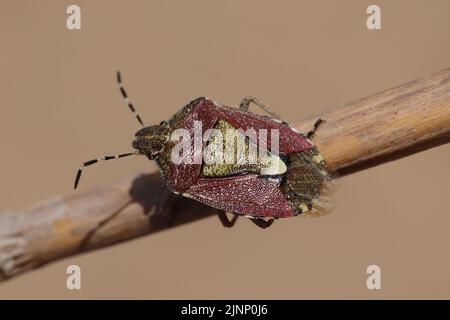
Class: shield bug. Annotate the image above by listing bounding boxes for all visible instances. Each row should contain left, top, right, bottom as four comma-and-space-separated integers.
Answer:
74, 72, 336, 228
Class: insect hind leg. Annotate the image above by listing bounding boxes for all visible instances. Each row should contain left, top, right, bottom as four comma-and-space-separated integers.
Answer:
239, 96, 283, 121
307, 118, 326, 139
249, 217, 275, 229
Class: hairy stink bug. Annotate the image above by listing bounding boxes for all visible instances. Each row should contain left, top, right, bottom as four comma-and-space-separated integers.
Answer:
74, 72, 336, 229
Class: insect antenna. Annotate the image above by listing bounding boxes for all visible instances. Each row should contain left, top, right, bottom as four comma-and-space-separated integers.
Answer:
116, 71, 145, 126
74, 152, 139, 189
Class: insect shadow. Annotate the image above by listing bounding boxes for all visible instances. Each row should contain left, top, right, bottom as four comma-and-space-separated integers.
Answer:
128, 172, 216, 230
79, 172, 216, 250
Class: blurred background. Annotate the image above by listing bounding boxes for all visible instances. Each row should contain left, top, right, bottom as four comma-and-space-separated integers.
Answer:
0, 0, 450, 299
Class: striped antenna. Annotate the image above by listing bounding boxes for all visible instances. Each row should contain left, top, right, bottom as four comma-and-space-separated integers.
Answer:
74, 152, 138, 189
117, 71, 144, 126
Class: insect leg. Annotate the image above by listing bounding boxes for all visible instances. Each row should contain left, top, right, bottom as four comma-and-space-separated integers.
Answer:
249, 217, 275, 229
239, 96, 283, 121
74, 152, 138, 189
307, 118, 326, 139
217, 211, 239, 228
116, 71, 145, 126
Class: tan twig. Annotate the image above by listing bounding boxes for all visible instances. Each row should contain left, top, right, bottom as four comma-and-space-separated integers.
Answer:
1, 68, 450, 282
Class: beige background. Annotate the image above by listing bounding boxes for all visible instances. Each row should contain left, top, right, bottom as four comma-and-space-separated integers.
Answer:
1, 0, 450, 299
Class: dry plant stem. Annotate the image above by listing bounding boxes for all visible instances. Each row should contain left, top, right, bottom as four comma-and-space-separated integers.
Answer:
1, 68, 450, 282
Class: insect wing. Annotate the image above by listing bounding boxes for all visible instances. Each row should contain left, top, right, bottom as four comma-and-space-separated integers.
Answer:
216, 104, 314, 154
186, 173, 295, 218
